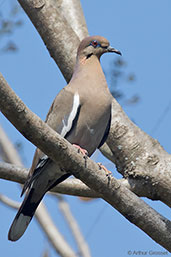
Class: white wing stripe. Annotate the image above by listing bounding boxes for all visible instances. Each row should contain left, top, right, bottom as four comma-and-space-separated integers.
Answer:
61, 93, 80, 137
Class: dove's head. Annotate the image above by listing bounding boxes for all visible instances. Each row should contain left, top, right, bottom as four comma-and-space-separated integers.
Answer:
77, 35, 121, 60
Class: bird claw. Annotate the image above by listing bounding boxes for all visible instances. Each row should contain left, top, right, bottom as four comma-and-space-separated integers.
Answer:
73, 144, 88, 156
73, 144, 88, 168
97, 163, 112, 177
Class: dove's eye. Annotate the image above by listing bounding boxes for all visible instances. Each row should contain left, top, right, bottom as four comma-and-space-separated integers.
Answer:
90, 40, 100, 48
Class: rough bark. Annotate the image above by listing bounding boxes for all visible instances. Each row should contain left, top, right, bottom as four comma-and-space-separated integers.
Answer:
100, 100, 171, 208
16, 0, 171, 208
0, 0, 170, 252
18, 0, 80, 82
0, 74, 171, 252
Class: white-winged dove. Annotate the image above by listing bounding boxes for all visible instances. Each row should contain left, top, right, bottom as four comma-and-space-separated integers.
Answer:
8, 36, 121, 241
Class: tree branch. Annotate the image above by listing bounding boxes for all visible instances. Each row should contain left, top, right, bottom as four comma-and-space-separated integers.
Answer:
54, 0, 88, 40
2, 0, 171, 252
56, 195, 91, 257
0, 126, 77, 257
0, 194, 20, 209
0, 161, 150, 199
101, 99, 171, 207
18, 0, 81, 82
35, 202, 77, 257
16, 0, 171, 208
0, 161, 99, 198
0, 125, 23, 165
0, 193, 76, 257
0, 74, 171, 251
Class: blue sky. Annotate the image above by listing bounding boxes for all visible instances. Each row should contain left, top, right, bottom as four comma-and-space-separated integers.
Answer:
0, 0, 171, 256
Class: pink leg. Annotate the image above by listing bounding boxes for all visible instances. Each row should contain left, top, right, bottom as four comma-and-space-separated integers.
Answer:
97, 163, 112, 176
73, 144, 88, 156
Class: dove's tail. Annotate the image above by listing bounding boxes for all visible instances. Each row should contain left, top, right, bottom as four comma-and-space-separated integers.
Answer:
8, 184, 45, 241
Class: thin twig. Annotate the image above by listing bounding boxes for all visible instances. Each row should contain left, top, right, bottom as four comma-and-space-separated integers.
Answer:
0, 194, 20, 209
0, 125, 76, 257
57, 195, 91, 257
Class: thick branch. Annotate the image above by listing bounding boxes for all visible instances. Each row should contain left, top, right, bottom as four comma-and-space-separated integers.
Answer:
16, 0, 171, 207
0, 161, 99, 198
101, 100, 171, 207
0, 74, 171, 251
0, 161, 132, 198
18, 0, 80, 82
54, 0, 88, 40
